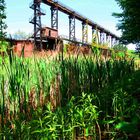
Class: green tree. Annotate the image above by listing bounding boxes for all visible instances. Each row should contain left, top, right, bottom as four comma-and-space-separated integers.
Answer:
0, 0, 7, 39
113, 0, 140, 53
113, 44, 127, 52
12, 30, 31, 40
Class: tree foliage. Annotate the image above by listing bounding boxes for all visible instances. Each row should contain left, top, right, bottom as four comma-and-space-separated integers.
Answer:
0, 0, 7, 39
12, 30, 31, 40
113, 0, 140, 53
113, 44, 127, 52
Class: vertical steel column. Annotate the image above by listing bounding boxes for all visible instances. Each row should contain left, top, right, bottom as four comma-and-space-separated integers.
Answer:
106, 34, 111, 47
110, 36, 112, 47
100, 32, 102, 44
69, 15, 75, 41
112, 37, 116, 47
111, 36, 116, 47
92, 26, 98, 44
51, 6, 58, 30
100, 32, 105, 44
82, 21, 88, 44
98, 30, 101, 44
33, 1, 37, 47
29, 0, 45, 50
104, 33, 106, 44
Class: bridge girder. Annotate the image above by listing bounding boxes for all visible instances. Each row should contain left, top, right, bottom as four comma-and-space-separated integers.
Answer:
29, 0, 120, 47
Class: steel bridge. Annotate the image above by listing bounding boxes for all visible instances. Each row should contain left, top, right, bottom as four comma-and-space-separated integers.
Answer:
29, 0, 120, 49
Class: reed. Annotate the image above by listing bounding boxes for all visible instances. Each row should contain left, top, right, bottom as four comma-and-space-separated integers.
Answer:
0, 46, 138, 139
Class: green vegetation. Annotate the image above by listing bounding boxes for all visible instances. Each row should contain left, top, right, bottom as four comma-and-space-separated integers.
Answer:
0, 0, 7, 39
112, 44, 127, 53
113, 0, 140, 54
0, 0, 139, 139
0, 48, 140, 139
12, 30, 31, 40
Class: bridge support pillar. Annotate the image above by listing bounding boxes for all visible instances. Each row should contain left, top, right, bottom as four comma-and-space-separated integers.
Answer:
97, 30, 101, 44
100, 32, 105, 44
92, 26, 98, 44
51, 6, 58, 30
69, 15, 75, 41
110, 36, 113, 47
82, 21, 88, 44
29, 0, 45, 50
111, 37, 116, 47
106, 35, 111, 47
104, 33, 106, 44
112, 38, 116, 47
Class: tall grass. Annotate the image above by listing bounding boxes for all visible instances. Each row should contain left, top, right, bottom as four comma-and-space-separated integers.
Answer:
60, 53, 134, 103
0, 47, 137, 139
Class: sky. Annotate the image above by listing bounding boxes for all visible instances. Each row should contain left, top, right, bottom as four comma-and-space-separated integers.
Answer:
5, 0, 135, 50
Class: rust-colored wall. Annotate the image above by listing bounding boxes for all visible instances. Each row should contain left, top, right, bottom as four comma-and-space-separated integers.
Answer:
41, 27, 58, 38
13, 41, 34, 57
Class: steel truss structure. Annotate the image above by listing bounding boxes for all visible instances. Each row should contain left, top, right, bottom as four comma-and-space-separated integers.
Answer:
29, 0, 45, 50
51, 6, 58, 29
82, 21, 88, 44
92, 26, 99, 44
69, 15, 76, 41
100, 32, 105, 44
29, 0, 120, 48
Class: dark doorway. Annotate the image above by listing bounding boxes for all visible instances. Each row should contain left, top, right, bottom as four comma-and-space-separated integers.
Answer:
42, 38, 56, 50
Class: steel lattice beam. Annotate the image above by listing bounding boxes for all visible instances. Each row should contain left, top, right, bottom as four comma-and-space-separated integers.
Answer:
51, 6, 58, 29
69, 15, 75, 41
82, 22, 88, 44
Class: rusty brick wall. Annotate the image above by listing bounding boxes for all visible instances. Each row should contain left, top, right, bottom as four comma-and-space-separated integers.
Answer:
13, 41, 34, 57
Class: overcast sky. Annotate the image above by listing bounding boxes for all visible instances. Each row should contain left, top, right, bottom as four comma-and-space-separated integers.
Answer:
5, 0, 135, 49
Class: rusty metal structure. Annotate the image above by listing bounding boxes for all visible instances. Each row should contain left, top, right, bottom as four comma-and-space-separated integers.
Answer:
82, 21, 88, 44
69, 15, 76, 41
30, 0, 120, 49
51, 6, 58, 30
29, 0, 45, 50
